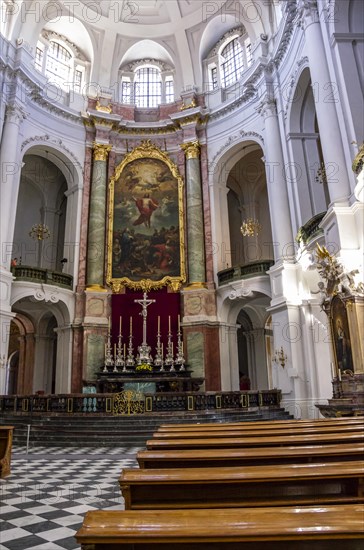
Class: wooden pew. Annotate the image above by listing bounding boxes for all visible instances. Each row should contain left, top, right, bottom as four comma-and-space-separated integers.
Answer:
152, 424, 364, 439
146, 431, 364, 450
0, 426, 13, 478
137, 442, 364, 469
75, 504, 364, 549
119, 460, 364, 510
157, 417, 364, 432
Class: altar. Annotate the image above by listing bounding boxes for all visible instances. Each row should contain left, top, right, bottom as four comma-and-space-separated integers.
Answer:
96, 370, 204, 394
99, 292, 203, 394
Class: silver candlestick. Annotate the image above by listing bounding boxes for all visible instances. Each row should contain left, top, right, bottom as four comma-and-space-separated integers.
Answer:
154, 320, 164, 371
165, 326, 175, 372
114, 332, 124, 372
175, 327, 185, 371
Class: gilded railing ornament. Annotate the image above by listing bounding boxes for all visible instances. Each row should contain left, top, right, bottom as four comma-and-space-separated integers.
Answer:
113, 390, 145, 415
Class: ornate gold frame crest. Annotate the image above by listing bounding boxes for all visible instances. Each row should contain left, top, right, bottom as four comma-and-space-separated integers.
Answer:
107, 140, 186, 293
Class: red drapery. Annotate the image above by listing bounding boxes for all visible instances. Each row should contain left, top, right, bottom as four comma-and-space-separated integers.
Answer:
111, 288, 181, 358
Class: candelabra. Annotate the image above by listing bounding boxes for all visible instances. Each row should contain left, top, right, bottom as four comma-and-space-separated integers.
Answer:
274, 346, 287, 368
240, 218, 261, 237
29, 223, 51, 240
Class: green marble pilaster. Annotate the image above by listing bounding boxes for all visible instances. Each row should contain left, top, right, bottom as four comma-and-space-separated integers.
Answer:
86, 144, 112, 290
186, 332, 205, 382
182, 141, 206, 288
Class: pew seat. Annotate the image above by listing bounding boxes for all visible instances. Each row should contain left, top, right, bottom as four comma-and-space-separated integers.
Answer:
119, 460, 364, 509
146, 431, 364, 450
152, 424, 364, 439
137, 442, 364, 469
0, 426, 13, 478
75, 504, 364, 550
157, 417, 364, 432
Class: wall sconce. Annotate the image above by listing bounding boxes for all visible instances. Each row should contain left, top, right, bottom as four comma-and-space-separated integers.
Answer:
274, 346, 287, 368
315, 162, 328, 186
240, 218, 262, 237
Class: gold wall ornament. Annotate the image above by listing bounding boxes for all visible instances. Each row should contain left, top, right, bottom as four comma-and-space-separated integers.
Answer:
240, 218, 262, 237
181, 140, 200, 159
93, 143, 112, 162
29, 223, 51, 240
106, 140, 186, 293
180, 98, 197, 111
95, 99, 112, 114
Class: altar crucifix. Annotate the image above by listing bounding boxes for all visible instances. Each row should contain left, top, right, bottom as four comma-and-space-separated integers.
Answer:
134, 292, 155, 364
135, 292, 155, 345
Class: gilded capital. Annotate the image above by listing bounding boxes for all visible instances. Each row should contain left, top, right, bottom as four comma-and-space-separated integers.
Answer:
181, 140, 200, 160
93, 143, 112, 162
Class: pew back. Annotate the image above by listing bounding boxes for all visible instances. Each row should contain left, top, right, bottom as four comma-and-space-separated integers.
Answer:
152, 424, 364, 439
146, 431, 364, 450
137, 442, 364, 469
119, 461, 364, 509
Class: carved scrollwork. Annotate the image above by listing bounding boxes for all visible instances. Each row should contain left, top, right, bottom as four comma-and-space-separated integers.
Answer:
113, 390, 145, 415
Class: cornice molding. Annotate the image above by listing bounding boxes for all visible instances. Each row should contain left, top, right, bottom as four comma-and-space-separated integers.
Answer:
21, 134, 84, 172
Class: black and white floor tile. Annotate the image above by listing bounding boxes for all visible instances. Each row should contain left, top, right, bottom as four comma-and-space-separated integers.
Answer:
0, 446, 141, 549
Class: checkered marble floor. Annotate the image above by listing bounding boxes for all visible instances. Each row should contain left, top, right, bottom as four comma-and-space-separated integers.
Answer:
0, 445, 141, 549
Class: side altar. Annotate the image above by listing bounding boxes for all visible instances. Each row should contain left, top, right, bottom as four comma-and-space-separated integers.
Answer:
96, 292, 204, 394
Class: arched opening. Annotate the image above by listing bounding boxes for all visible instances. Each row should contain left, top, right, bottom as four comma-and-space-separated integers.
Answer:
226, 145, 273, 267
12, 153, 67, 271
288, 67, 329, 229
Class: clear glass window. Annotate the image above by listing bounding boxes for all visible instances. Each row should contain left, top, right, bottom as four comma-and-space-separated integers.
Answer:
165, 79, 174, 103
221, 38, 245, 88
45, 41, 72, 87
122, 80, 132, 103
134, 67, 162, 108
35, 46, 44, 72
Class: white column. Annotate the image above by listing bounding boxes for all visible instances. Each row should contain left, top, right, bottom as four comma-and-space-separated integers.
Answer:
54, 326, 72, 393
0, 311, 15, 394
0, 102, 26, 270
259, 98, 294, 260
298, 0, 351, 203
63, 184, 82, 279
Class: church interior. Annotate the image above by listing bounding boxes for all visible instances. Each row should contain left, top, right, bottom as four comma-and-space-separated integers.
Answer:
0, 0, 363, 548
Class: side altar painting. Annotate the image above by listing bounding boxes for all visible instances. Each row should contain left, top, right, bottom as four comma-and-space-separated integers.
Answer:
107, 141, 186, 292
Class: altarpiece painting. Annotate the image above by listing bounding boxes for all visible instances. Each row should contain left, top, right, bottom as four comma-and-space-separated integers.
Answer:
107, 141, 186, 292
330, 295, 354, 373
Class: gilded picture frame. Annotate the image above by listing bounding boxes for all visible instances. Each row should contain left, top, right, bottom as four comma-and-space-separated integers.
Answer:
107, 140, 186, 292
330, 295, 354, 374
